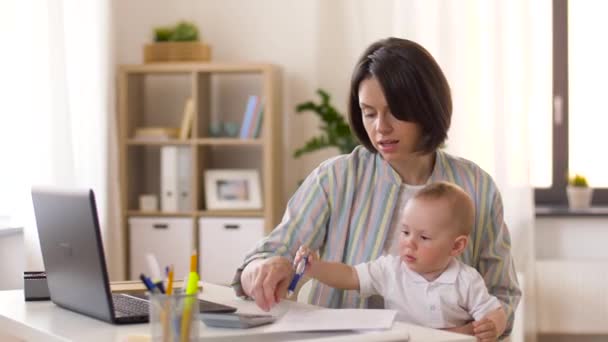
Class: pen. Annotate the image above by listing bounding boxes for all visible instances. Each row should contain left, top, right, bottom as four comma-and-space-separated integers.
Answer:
139, 273, 156, 293
288, 255, 308, 297
166, 265, 175, 296
154, 281, 166, 294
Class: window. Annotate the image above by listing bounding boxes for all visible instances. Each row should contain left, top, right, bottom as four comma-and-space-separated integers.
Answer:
534, 0, 608, 205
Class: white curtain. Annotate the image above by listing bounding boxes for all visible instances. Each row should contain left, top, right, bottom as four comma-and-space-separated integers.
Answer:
0, 0, 112, 272
391, 1, 549, 341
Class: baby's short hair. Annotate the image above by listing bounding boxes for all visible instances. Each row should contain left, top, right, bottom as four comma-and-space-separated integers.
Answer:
413, 181, 475, 235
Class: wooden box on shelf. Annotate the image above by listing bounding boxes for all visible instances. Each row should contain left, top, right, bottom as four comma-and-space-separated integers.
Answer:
143, 42, 212, 63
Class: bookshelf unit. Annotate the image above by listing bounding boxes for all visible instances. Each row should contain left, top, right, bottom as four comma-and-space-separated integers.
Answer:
117, 62, 283, 281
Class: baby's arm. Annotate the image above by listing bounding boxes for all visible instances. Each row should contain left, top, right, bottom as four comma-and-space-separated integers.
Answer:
464, 266, 507, 341
473, 306, 506, 342
295, 246, 359, 290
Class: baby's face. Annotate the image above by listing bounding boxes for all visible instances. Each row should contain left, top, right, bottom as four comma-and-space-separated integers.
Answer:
398, 198, 459, 276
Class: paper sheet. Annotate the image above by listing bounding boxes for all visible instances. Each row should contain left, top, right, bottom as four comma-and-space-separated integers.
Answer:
265, 308, 397, 333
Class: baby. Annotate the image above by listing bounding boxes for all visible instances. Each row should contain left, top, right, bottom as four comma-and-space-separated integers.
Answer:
295, 181, 506, 341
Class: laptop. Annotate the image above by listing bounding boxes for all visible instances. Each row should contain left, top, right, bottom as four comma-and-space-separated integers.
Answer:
31, 187, 236, 324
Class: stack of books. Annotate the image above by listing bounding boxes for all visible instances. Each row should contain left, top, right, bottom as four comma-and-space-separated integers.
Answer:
133, 97, 194, 141
239, 95, 264, 139
134, 127, 180, 141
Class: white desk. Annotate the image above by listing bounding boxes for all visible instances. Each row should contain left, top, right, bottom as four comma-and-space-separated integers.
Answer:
0, 282, 474, 342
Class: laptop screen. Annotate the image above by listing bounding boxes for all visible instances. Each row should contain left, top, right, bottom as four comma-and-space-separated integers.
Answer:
32, 187, 116, 323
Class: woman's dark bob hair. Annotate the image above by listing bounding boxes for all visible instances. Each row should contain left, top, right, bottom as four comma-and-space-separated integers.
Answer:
348, 37, 452, 154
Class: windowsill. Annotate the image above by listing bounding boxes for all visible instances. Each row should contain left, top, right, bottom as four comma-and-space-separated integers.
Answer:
535, 205, 608, 217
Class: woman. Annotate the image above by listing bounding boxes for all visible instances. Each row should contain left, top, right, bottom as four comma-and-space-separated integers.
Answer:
232, 37, 521, 336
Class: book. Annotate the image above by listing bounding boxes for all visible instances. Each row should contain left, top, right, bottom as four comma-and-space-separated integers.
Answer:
134, 127, 180, 140
245, 99, 263, 138
251, 102, 264, 138
239, 95, 259, 139
179, 98, 195, 140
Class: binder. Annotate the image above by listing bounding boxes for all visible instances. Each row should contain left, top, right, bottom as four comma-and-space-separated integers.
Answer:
177, 146, 192, 211
161, 146, 192, 212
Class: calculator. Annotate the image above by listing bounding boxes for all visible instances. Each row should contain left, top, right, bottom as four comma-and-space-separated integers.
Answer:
200, 312, 276, 329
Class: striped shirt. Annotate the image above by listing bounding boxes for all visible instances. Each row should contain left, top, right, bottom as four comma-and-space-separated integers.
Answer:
233, 146, 521, 334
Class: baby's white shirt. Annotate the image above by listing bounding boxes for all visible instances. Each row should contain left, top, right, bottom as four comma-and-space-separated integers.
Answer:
355, 256, 502, 329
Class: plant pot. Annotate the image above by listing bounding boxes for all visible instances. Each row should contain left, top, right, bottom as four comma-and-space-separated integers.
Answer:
143, 42, 212, 63
566, 186, 593, 209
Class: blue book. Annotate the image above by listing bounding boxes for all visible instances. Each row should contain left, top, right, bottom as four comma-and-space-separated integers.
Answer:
252, 103, 264, 138
246, 100, 262, 138
239, 95, 258, 139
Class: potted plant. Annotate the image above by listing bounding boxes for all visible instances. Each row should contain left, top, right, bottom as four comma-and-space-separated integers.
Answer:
144, 21, 211, 63
566, 174, 593, 209
293, 89, 358, 158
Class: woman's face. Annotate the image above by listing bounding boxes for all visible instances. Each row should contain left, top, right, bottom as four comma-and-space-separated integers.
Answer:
358, 77, 423, 163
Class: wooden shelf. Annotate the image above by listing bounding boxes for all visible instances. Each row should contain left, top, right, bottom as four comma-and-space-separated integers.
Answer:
118, 62, 284, 280
127, 210, 264, 218
199, 210, 264, 218
126, 138, 263, 147
194, 138, 263, 146
127, 211, 196, 217
119, 62, 276, 74
126, 139, 193, 146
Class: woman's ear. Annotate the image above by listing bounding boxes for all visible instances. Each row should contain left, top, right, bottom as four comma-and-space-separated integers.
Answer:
450, 235, 468, 256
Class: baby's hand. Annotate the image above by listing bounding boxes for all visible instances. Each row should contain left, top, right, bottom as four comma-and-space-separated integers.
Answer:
472, 317, 498, 342
294, 245, 319, 275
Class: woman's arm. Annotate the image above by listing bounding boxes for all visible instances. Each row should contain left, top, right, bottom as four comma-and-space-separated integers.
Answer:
479, 186, 522, 336
232, 167, 331, 309
239, 257, 293, 311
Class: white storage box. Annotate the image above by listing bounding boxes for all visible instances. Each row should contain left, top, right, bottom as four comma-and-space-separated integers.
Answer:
199, 217, 264, 285
129, 217, 194, 280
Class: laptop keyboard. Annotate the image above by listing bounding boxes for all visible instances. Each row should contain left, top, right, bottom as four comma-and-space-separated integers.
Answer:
112, 294, 149, 317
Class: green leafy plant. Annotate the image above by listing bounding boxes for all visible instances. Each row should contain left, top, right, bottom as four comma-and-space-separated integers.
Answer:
568, 174, 589, 187
170, 21, 199, 41
153, 21, 199, 42
154, 27, 173, 42
293, 89, 358, 158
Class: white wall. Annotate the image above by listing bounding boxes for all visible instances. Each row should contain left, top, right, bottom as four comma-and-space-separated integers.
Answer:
113, 0, 397, 195
0, 229, 24, 290
111, 0, 398, 277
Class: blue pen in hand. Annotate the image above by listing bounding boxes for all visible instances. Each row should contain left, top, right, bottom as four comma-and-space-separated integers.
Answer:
287, 255, 308, 297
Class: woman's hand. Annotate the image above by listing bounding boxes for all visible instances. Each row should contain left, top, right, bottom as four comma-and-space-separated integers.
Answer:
240, 256, 293, 311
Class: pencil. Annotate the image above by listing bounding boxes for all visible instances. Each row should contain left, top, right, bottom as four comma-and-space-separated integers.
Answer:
166, 265, 174, 296
190, 250, 197, 273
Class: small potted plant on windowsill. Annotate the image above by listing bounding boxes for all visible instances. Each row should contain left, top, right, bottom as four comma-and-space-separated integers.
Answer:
566, 174, 593, 209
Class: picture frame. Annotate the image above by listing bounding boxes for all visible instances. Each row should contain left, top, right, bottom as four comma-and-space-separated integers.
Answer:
204, 169, 262, 210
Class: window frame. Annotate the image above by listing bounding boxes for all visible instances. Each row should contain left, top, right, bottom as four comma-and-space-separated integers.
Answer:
535, 0, 608, 206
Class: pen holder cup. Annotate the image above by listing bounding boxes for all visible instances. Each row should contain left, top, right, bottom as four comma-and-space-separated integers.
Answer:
149, 293, 199, 342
